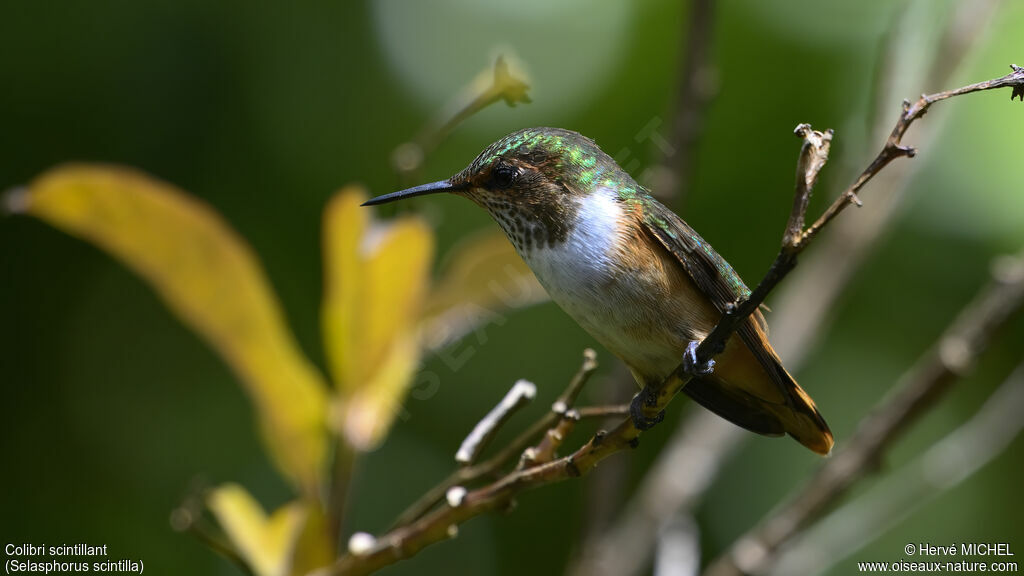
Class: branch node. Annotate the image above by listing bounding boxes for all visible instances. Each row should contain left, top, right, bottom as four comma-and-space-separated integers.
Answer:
2, 186, 30, 216
628, 437, 641, 449
566, 456, 582, 477
445, 486, 468, 508
348, 532, 377, 557
593, 430, 607, 445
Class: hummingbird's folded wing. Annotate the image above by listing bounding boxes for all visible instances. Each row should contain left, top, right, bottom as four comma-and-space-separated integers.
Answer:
633, 197, 760, 327
634, 197, 833, 454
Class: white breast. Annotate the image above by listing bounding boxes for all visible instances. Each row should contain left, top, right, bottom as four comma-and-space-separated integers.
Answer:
514, 187, 688, 380
521, 188, 624, 298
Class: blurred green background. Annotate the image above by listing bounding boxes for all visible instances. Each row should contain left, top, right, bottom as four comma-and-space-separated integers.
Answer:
2, 1, 1022, 574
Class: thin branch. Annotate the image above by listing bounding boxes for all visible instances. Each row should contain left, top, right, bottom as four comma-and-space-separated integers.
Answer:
388, 349, 598, 529
772, 359, 1024, 576
770, 0, 1006, 369
651, 0, 717, 205
327, 441, 357, 549
798, 64, 1024, 248
392, 56, 531, 184
455, 379, 537, 465
783, 125, 833, 247
171, 498, 255, 576
553, 348, 599, 414
520, 412, 578, 469
705, 249, 1024, 576
575, 404, 630, 419
323, 67, 1024, 576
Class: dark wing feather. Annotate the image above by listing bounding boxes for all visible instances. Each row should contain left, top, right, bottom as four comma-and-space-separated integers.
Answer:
634, 197, 771, 340
633, 196, 833, 454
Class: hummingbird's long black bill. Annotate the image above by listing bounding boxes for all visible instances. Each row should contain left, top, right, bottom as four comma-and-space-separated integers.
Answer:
361, 179, 459, 206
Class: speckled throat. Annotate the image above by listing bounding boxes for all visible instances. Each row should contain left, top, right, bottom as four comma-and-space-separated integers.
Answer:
470, 190, 580, 254
457, 127, 648, 254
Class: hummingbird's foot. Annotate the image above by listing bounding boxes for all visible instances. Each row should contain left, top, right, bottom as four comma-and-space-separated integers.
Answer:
682, 341, 715, 376
629, 387, 664, 431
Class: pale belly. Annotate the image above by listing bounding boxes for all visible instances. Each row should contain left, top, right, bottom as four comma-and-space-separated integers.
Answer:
515, 196, 717, 383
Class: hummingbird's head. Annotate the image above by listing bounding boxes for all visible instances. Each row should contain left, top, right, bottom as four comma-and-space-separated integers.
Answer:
364, 127, 631, 251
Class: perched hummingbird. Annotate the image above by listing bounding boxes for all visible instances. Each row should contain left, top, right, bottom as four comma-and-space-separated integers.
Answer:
364, 127, 833, 454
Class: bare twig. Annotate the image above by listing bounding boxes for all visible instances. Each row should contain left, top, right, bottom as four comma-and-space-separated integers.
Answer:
575, 404, 630, 419
705, 249, 1024, 576
171, 497, 255, 576
392, 56, 531, 183
324, 67, 1024, 576
521, 411, 578, 469
798, 64, 1024, 248
650, 0, 717, 205
783, 125, 833, 247
770, 0, 1005, 369
455, 379, 537, 465
772, 359, 1024, 576
553, 348, 599, 414
388, 349, 598, 529
327, 441, 357, 547
637, 123, 832, 420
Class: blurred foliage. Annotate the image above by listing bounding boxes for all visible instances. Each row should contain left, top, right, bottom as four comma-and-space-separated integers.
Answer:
208, 483, 332, 576
1, 1, 1022, 575
19, 164, 330, 497
3, 53, 542, 574
321, 188, 434, 451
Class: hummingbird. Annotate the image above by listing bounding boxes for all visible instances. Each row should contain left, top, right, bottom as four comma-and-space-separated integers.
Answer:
364, 127, 833, 455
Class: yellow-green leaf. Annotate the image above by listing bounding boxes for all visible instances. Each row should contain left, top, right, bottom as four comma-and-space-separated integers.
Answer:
20, 164, 328, 495
207, 484, 328, 576
321, 187, 434, 450
287, 503, 334, 576
421, 230, 548, 350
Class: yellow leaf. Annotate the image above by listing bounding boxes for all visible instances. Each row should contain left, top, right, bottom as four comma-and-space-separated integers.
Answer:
339, 330, 421, 450
491, 54, 532, 106
421, 230, 548, 350
321, 189, 366, 394
287, 504, 334, 576
322, 187, 434, 450
21, 164, 328, 496
207, 484, 327, 576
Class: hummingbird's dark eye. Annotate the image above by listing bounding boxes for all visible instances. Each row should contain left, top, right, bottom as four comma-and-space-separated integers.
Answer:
491, 165, 516, 188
